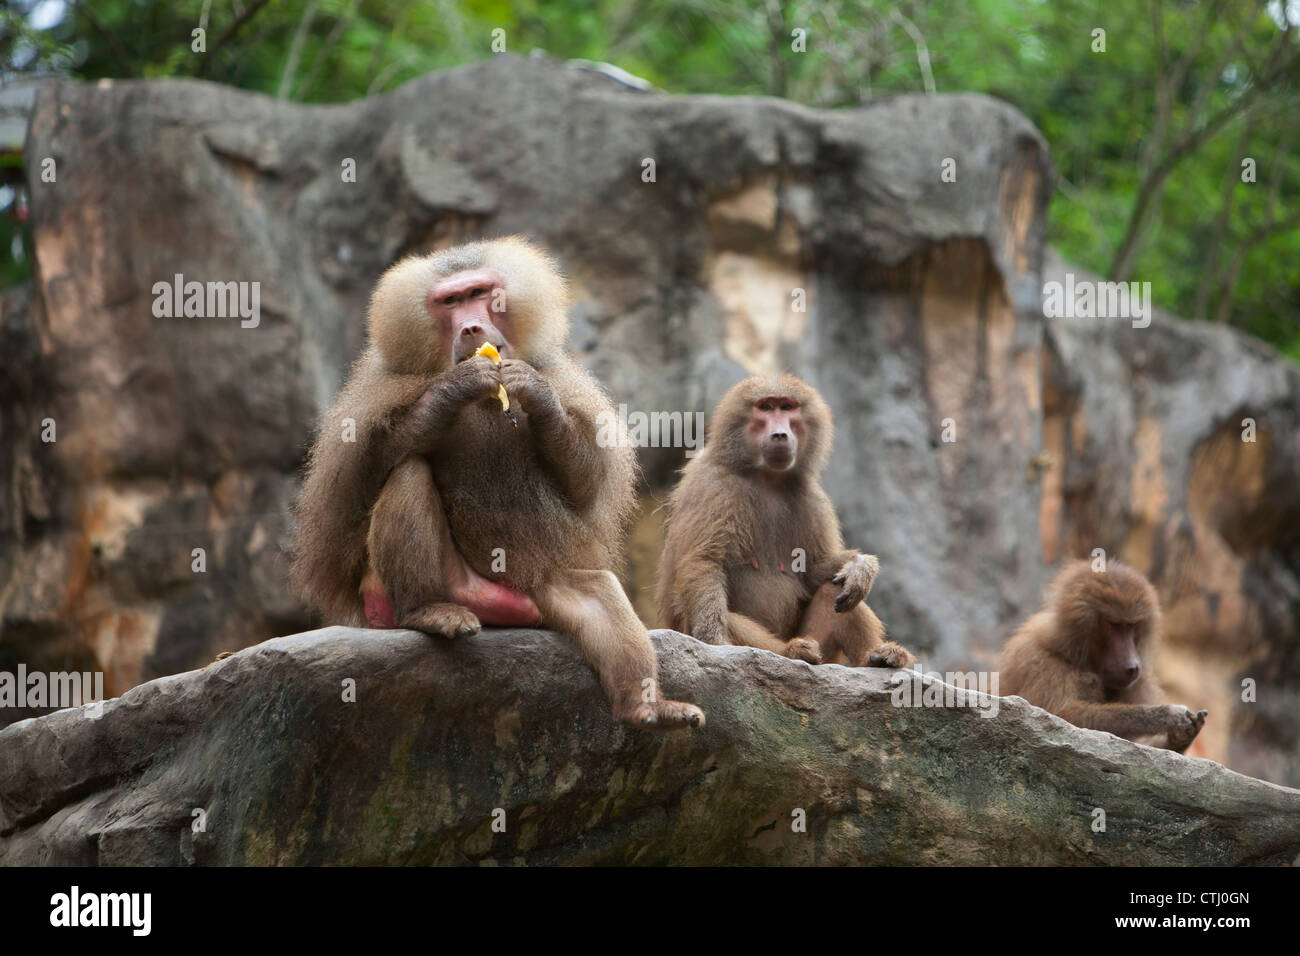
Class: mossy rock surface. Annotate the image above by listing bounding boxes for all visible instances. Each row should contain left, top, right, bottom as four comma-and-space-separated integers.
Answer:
1, 627, 1297, 866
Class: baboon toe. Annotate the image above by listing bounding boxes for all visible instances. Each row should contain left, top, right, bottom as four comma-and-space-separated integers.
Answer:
403, 604, 482, 639
867, 642, 915, 670
623, 700, 706, 731
785, 638, 823, 664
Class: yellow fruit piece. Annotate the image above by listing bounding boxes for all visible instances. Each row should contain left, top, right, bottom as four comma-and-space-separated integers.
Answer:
475, 342, 511, 413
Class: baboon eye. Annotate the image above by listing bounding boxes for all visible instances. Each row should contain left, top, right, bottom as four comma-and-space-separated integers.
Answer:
781, 401, 796, 412
469, 287, 487, 299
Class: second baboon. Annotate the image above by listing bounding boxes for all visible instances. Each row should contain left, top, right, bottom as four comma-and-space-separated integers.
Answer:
656, 374, 915, 669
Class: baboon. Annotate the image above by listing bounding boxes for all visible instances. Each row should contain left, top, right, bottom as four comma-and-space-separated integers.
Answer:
291, 237, 703, 731
656, 374, 914, 669
998, 559, 1206, 752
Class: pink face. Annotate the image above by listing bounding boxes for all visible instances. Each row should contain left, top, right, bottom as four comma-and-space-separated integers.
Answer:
427, 267, 511, 364
1099, 618, 1142, 690
748, 396, 804, 471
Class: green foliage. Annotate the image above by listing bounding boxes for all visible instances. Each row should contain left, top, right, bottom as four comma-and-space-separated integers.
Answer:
1, 0, 1296, 355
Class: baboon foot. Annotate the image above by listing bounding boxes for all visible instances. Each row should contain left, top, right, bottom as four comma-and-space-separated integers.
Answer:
401, 603, 482, 639
785, 637, 824, 664
866, 641, 915, 670
619, 699, 706, 731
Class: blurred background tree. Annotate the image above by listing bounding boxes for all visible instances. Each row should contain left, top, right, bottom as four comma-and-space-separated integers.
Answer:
1, 0, 1296, 356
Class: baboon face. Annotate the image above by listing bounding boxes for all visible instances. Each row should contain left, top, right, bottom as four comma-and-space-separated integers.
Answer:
1056, 563, 1158, 692
708, 375, 831, 477
426, 267, 512, 364
367, 236, 570, 375
747, 395, 805, 471
1099, 618, 1143, 690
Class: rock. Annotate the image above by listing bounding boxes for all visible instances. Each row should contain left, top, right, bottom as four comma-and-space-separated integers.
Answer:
1, 627, 1296, 866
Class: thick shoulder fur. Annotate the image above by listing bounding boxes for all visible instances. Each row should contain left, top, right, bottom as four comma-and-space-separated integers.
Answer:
289, 348, 431, 623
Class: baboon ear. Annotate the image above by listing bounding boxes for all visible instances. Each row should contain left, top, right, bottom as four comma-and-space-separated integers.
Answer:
481, 236, 571, 358
367, 255, 446, 375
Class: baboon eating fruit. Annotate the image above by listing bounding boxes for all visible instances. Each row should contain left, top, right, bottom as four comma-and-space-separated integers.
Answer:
656, 374, 914, 670
291, 237, 703, 731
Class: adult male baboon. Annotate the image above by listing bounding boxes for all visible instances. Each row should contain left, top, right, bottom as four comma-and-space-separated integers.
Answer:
998, 559, 1206, 752
656, 374, 914, 669
291, 237, 703, 730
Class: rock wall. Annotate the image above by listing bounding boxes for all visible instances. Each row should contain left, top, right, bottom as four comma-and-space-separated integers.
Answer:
1041, 252, 1300, 787
0, 56, 1296, 786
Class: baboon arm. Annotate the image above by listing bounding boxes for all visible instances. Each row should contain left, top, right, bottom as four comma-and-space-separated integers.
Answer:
312, 370, 481, 528
529, 405, 606, 510
1033, 668, 1179, 742
808, 549, 860, 589
801, 486, 848, 588
1055, 701, 1174, 738
1125, 676, 1164, 705
676, 557, 730, 645
290, 366, 436, 620
497, 359, 607, 509
386, 371, 498, 461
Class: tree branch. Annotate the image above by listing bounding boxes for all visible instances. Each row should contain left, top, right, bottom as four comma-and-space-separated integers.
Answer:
195, 0, 272, 79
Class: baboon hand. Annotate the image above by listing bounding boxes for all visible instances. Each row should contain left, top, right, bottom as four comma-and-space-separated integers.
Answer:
403, 357, 499, 447
831, 553, 880, 613
1166, 705, 1208, 750
500, 359, 562, 419
433, 354, 501, 409
452, 351, 500, 386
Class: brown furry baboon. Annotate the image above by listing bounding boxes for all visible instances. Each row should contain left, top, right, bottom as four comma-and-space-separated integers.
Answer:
655, 374, 915, 669
291, 237, 703, 731
998, 559, 1206, 752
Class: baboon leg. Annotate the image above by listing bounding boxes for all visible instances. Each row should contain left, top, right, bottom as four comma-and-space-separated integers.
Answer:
367, 457, 539, 636
727, 612, 821, 663
535, 569, 704, 731
798, 581, 913, 669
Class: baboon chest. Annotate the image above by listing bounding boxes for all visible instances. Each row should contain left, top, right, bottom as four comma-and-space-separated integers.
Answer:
724, 484, 816, 636
431, 398, 589, 575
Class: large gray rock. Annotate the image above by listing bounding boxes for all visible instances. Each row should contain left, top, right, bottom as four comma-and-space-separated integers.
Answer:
1, 627, 1296, 866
